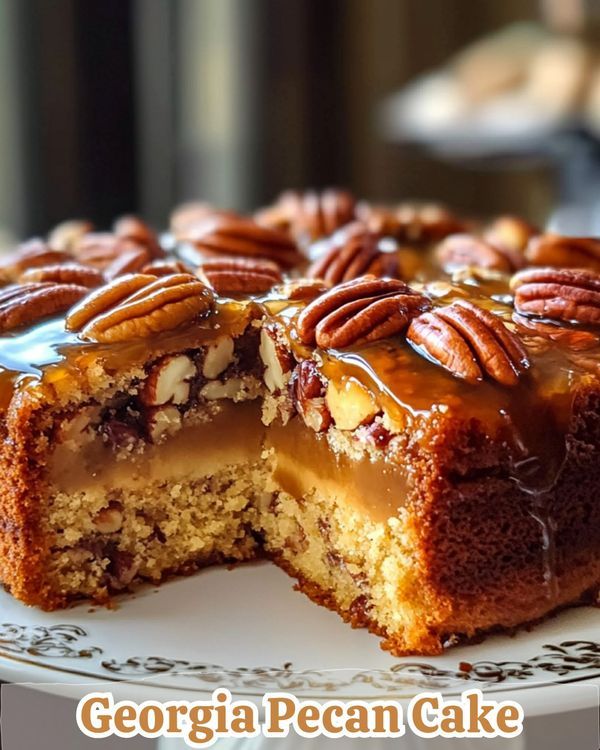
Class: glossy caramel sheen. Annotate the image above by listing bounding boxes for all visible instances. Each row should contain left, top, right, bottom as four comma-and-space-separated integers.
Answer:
267, 267, 600, 493
0, 301, 257, 411
2, 254, 600, 493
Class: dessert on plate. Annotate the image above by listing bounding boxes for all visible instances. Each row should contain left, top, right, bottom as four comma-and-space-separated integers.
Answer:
1, 191, 600, 656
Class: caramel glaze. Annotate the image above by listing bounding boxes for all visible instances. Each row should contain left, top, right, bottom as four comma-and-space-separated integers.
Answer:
2, 259, 598, 459
270, 269, 594, 492
0, 301, 258, 411
2, 259, 598, 476
2, 250, 600, 599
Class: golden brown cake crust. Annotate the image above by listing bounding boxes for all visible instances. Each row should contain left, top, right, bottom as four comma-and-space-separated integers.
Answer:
0, 390, 52, 608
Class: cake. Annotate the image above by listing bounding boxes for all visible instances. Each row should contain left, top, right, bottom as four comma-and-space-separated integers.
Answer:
1, 190, 600, 656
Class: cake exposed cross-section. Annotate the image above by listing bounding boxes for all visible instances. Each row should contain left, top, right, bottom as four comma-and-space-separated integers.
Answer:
1, 197, 600, 656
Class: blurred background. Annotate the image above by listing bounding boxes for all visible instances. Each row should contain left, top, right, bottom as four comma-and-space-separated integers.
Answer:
3, 0, 600, 239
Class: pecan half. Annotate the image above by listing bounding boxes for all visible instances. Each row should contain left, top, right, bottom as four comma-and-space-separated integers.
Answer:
259, 325, 295, 393
170, 201, 238, 236
436, 233, 522, 273
0, 239, 72, 282
407, 300, 530, 386
293, 359, 324, 400
141, 354, 197, 406
72, 232, 148, 270
356, 201, 466, 242
255, 188, 356, 242
0, 282, 89, 332
113, 215, 164, 259
103, 246, 151, 280
48, 219, 94, 252
181, 215, 302, 268
484, 215, 538, 254
20, 262, 104, 288
65, 273, 156, 332
524, 234, 600, 271
511, 267, 600, 325
307, 222, 400, 284
290, 360, 332, 432
69, 273, 214, 343
297, 276, 431, 348
141, 259, 191, 277
197, 256, 283, 294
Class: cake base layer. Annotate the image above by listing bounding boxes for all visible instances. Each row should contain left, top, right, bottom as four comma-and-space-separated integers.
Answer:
260, 425, 600, 654
43, 402, 266, 602
21, 398, 600, 656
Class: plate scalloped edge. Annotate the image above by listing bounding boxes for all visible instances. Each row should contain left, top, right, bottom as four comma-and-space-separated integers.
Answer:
2, 621, 600, 698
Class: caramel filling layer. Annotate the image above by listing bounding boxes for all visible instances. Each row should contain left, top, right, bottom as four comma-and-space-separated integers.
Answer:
50, 401, 264, 494
50, 403, 409, 523
266, 418, 410, 522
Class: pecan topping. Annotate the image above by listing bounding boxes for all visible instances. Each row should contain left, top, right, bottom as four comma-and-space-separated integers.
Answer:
197, 257, 283, 294
297, 276, 431, 348
141, 259, 191, 277
307, 222, 400, 284
48, 219, 94, 252
113, 215, 164, 259
72, 232, 148, 270
436, 233, 523, 273
103, 245, 151, 280
66, 273, 214, 343
511, 267, 600, 325
524, 234, 600, 271
20, 262, 104, 288
0, 282, 89, 332
65, 273, 156, 332
0, 239, 72, 282
356, 201, 466, 242
255, 188, 356, 242
181, 215, 302, 268
484, 215, 538, 254
170, 201, 238, 236
278, 278, 330, 302
407, 300, 530, 385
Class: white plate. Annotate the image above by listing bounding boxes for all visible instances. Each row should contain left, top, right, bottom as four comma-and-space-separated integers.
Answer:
1, 561, 599, 714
